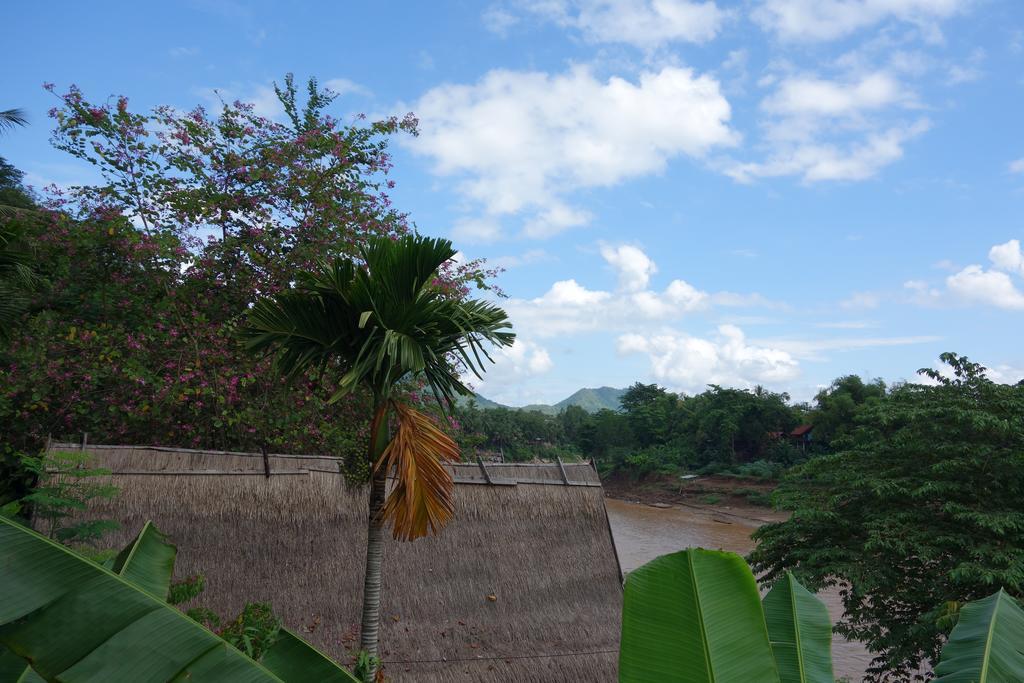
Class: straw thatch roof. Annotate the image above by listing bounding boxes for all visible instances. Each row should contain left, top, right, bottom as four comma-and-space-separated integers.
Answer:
52, 443, 623, 682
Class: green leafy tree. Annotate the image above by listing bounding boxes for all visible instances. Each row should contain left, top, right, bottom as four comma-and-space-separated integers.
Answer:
1, 78, 494, 498
810, 374, 887, 447
5, 450, 120, 548
620, 383, 679, 448
239, 234, 514, 677
749, 353, 1024, 681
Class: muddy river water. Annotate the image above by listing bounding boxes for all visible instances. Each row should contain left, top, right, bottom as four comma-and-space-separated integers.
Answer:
605, 497, 871, 682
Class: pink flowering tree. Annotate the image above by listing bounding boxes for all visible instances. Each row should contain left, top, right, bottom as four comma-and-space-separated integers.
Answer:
0, 76, 497, 508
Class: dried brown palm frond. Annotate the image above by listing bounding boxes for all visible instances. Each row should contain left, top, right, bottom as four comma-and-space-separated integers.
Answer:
374, 402, 460, 541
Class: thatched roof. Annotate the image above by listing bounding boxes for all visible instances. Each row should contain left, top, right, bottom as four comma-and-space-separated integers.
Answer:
53, 443, 623, 682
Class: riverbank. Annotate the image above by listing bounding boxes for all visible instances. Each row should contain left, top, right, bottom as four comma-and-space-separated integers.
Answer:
601, 471, 786, 524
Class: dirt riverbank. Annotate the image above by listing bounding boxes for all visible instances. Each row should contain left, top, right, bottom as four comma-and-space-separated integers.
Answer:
601, 471, 787, 523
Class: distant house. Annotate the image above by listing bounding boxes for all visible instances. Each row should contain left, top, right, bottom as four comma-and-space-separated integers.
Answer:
789, 424, 813, 449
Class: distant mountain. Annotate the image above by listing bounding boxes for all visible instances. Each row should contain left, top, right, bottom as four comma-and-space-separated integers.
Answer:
554, 386, 626, 413
461, 393, 507, 410
461, 386, 625, 415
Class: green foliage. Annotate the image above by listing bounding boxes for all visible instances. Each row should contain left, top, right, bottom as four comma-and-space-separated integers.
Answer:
1, 77, 494, 499
619, 549, 783, 682
219, 603, 282, 661
168, 574, 207, 606
0, 516, 360, 681
15, 449, 119, 545
763, 573, 835, 683
809, 374, 886, 449
933, 588, 1024, 682
749, 353, 1024, 681
734, 459, 787, 480
352, 651, 381, 683
453, 380, 804, 476
620, 549, 1023, 683
240, 235, 514, 409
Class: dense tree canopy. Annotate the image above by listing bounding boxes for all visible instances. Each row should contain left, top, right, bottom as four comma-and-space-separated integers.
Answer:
749, 353, 1024, 681
453, 381, 805, 474
0, 75, 494, 507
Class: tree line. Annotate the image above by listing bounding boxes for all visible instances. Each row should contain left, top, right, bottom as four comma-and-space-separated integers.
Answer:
454, 374, 889, 478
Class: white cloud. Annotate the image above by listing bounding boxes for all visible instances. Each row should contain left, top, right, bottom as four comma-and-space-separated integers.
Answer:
451, 217, 503, 243
410, 65, 737, 240
762, 71, 909, 118
468, 339, 555, 402
489, 249, 552, 269
323, 78, 371, 98
503, 245, 775, 338
503, 0, 728, 48
989, 239, 1024, 277
902, 239, 1024, 311
728, 65, 929, 183
840, 291, 882, 310
482, 5, 520, 35
617, 325, 800, 393
903, 279, 943, 306
814, 320, 877, 329
169, 46, 200, 58
946, 266, 1024, 310
1010, 158, 1024, 174
601, 244, 658, 291
946, 64, 981, 85
752, 0, 968, 42
522, 203, 591, 239
759, 334, 940, 361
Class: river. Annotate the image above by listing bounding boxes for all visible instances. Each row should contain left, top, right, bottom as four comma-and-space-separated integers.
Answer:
605, 497, 871, 682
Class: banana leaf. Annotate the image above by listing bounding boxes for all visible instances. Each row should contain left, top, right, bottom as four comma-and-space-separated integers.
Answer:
0, 517, 359, 682
110, 521, 177, 600
0, 646, 43, 682
261, 629, 361, 683
934, 589, 1024, 682
762, 572, 834, 683
619, 548, 781, 683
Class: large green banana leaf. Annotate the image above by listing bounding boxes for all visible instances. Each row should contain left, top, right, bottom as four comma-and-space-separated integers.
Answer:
2, 521, 177, 683
762, 572, 834, 683
0, 517, 359, 682
619, 548, 781, 683
261, 629, 362, 683
110, 520, 177, 600
934, 589, 1024, 682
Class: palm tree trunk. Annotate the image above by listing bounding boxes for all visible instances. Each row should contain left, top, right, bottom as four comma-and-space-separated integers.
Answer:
359, 405, 390, 679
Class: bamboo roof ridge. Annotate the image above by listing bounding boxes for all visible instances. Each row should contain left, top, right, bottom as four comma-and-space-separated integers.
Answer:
52, 443, 623, 682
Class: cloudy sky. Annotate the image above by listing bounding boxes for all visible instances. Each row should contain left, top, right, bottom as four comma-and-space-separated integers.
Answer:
5, 1, 1024, 405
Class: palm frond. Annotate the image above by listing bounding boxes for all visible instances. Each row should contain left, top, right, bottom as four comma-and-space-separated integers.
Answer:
239, 234, 515, 403
0, 109, 28, 133
374, 401, 460, 541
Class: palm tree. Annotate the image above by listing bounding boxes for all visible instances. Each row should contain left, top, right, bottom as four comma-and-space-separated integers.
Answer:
0, 108, 27, 133
0, 224, 38, 340
239, 234, 514, 676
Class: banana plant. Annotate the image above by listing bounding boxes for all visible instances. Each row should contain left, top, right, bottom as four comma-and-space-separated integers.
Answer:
0, 517, 359, 682
763, 572, 835, 683
934, 588, 1024, 682
619, 549, 783, 682
620, 549, 1024, 683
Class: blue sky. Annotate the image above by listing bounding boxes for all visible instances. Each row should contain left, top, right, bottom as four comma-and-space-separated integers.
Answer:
4, 0, 1024, 405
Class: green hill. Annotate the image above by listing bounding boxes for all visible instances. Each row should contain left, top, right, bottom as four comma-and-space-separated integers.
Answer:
554, 386, 626, 413
462, 386, 625, 415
